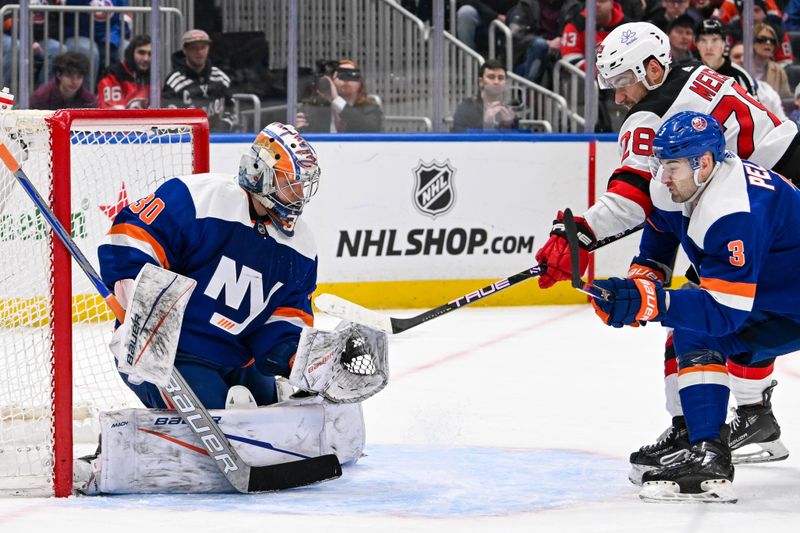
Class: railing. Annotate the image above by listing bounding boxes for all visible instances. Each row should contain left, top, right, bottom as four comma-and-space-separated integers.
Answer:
488, 19, 513, 73
552, 59, 588, 131
0, 4, 185, 99
220, 0, 575, 132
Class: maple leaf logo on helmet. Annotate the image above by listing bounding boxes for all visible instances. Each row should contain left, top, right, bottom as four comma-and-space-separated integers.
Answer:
620, 29, 638, 45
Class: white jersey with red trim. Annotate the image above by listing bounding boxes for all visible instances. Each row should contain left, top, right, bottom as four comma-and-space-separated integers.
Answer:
98, 173, 318, 374
584, 63, 798, 241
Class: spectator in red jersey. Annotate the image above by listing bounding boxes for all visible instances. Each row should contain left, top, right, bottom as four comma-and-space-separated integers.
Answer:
97, 35, 151, 109
560, 0, 629, 70
724, 0, 793, 65
30, 51, 97, 110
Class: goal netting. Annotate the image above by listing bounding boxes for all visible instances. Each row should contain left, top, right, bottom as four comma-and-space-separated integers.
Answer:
0, 109, 209, 497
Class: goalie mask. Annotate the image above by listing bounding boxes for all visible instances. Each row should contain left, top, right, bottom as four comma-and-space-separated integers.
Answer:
238, 122, 321, 236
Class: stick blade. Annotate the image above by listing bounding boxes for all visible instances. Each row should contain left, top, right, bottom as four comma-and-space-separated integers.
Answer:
314, 293, 394, 333
247, 454, 342, 492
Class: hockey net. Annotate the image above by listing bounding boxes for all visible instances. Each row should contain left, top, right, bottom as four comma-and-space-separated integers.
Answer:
0, 109, 209, 497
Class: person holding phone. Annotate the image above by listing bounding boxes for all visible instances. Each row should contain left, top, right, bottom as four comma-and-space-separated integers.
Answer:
295, 59, 383, 133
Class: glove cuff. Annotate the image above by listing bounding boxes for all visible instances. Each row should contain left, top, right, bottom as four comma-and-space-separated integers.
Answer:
550, 211, 597, 250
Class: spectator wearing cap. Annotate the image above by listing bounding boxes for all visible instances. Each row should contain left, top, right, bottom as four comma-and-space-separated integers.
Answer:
97, 34, 151, 109
667, 14, 695, 65
296, 59, 383, 133
695, 18, 755, 94
162, 29, 236, 132
30, 51, 97, 110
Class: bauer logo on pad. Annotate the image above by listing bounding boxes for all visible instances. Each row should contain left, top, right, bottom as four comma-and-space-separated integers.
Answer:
412, 160, 456, 218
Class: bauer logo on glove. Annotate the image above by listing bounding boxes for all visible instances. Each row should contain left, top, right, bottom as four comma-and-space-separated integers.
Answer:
590, 277, 667, 328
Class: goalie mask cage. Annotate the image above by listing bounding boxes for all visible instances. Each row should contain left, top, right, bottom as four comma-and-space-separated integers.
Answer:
0, 109, 209, 497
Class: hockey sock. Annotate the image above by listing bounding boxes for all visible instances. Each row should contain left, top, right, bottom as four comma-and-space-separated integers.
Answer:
727, 356, 775, 406
677, 349, 730, 443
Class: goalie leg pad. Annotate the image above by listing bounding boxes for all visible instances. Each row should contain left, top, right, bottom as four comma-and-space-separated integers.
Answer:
81, 398, 364, 494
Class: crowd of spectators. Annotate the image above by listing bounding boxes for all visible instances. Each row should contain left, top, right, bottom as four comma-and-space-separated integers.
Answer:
428, 0, 800, 132
6, 1, 800, 133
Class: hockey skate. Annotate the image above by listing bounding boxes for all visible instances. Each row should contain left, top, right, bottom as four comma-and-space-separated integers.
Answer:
628, 416, 690, 485
728, 381, 789, 464
639, 440, 736, 503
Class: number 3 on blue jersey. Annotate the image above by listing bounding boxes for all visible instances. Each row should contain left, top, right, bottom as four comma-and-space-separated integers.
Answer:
728, 239, 745, 267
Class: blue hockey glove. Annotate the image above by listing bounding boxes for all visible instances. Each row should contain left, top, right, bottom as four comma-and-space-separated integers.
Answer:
590, 277, 666, 328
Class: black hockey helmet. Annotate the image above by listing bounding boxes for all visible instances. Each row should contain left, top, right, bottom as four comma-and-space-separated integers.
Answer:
696, 18, 725, 37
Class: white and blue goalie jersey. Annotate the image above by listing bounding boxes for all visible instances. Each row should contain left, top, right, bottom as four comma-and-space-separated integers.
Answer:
637, 156, 800, 336
98, 173, 318, 375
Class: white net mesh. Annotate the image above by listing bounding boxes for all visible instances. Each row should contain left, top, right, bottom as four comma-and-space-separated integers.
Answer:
0, 111, 200, 496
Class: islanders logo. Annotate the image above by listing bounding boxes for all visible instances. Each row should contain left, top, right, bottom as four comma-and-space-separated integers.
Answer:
691, 116, 708, 131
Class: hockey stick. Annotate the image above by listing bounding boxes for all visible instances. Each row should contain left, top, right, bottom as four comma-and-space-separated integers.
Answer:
562, 208, 611, 301
0, 144, 342, 493
315, 219, 643, 334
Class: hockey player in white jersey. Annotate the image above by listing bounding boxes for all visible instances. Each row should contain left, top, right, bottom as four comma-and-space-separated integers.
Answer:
533, 21, 797, 481
590, 111, 800, 502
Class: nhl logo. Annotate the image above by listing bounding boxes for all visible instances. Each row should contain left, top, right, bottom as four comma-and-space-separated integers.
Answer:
412, 160, 456, 218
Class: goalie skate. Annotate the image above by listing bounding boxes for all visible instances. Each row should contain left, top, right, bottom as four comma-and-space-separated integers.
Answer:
728, 381, 789, 464
639, 440, 736, 504
628, 416, 690, 485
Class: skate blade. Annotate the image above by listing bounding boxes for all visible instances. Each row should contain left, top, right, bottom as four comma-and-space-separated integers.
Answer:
628, 464, 654, 486
639, 479, 737, 504
732, 439, 789, 464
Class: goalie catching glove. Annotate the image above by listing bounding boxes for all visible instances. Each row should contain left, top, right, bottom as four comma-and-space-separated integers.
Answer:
590, 277, 667, 328
535, 210, 596, 288
289, 320, 389, 403
108, 263, 197, 387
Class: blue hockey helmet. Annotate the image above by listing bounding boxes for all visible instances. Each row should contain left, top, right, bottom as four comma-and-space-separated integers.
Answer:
238, 122, 320, 237
652, 111, 727, 170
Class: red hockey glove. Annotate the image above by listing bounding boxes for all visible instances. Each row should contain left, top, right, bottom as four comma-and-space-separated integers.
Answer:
535, 211, 596, 289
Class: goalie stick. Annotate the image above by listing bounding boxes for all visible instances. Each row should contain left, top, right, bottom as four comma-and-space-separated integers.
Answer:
315, 217, 643, 334
0, 144, 342, 493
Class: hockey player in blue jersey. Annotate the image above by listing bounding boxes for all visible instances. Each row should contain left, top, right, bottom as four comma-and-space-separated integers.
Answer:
98, 122, 323, 409
590, 111, 800, 503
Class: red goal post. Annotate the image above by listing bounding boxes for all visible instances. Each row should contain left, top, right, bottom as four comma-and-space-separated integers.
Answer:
0, 109, 209, 497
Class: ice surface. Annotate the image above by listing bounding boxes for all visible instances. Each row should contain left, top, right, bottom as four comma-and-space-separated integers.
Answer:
2, 305, 800, 532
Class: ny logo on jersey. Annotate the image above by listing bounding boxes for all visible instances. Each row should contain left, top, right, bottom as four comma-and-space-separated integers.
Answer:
204, 256, 283, 334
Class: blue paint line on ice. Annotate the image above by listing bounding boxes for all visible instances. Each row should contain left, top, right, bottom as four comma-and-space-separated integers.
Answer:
394, 305, 589, 381
67, 445, 631, 517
